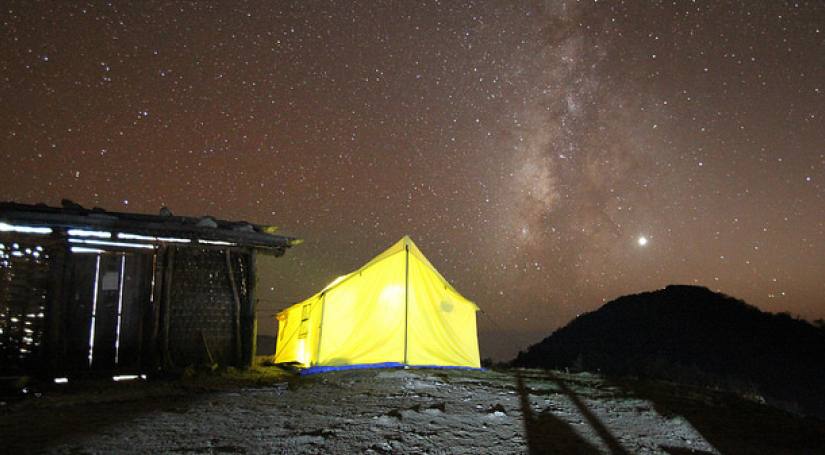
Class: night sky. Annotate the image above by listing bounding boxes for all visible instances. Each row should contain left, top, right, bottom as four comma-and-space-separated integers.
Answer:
2, 1, 823, 360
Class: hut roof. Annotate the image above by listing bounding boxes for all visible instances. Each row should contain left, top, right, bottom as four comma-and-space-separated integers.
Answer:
0, 200, 300, 254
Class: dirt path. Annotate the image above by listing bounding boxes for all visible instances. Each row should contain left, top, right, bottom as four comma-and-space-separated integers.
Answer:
2, 368, 824, 453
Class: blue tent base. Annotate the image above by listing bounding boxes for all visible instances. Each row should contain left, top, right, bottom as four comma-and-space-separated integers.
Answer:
299, 362, 483, 376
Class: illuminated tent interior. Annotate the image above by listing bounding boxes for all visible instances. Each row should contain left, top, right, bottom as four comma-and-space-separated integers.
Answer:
274, 236, 481, 374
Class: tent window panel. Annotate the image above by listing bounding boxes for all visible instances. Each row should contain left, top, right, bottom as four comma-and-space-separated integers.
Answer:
298, 303, 311, 339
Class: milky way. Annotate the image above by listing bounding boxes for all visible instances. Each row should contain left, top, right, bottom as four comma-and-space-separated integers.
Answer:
1, 1, 823, 359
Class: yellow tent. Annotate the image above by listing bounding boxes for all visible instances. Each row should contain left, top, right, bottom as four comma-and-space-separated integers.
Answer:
274, 236, 480, 373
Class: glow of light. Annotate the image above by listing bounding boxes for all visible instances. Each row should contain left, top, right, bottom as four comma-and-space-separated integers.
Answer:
149, 254, 156, 307
88, 254, 101, 367
323, 274, 349, 291
379, 284, 405, 308
112, 374, 142, 382
155, 236, 191, 243
116, 233, 155, 241
71, 247, 106, 254
68, 238, 154, 249
114, 254, 126, 364
197, 239, 236, 246
0, 222, 52, 234
297, 339, 306, 364
53, 377, 69, 384
117, 232, 191, 243
68, 229, 112, 238
637, 236, 648, 247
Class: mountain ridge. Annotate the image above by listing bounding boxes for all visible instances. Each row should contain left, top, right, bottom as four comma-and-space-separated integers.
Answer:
513, 285, 825, 418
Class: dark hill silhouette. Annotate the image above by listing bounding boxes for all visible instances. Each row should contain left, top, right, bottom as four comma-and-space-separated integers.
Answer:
513, 285, 825, 418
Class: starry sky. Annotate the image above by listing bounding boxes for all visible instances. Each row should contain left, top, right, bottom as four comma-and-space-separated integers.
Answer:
1, 1, 824, 360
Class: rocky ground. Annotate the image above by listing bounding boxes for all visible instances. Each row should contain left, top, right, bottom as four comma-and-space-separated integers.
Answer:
2, 366, 825, 454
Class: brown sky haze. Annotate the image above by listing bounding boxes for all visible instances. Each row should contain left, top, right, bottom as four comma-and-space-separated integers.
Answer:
1, 1, 823, 359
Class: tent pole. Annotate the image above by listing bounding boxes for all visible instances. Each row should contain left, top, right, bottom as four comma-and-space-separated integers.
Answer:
314, 293, 326, 367
403, 243, 409, 365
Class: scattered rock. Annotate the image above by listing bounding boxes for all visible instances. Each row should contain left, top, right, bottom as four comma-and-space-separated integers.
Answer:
371, 442, 393, 452
487, 403, 507, 415
300, 428, 336, 438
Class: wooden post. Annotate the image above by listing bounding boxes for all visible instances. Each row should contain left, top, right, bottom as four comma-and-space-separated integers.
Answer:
146, 248, 164, 372
225, 248, 242, 366
161, 246, 176, 369
244, 249, 258, 368
44, 231, 71, 376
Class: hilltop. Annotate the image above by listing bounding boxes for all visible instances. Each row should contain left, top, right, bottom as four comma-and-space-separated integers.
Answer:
513, 285, 825, 418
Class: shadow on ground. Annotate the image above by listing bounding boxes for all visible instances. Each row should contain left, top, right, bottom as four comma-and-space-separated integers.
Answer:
0, 383, 199, 452
0, 367, 293, 453
516, 368, 825, 455
619, 378, 825, 455
516, 370, 628, 454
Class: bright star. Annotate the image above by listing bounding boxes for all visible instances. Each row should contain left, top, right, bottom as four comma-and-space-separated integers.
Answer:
637, 236, 648, 247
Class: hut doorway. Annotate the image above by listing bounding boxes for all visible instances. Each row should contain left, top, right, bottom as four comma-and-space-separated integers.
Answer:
66, 251, 154, 372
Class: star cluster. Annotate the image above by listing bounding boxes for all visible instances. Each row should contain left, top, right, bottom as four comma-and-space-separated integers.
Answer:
1, 1, 823, 359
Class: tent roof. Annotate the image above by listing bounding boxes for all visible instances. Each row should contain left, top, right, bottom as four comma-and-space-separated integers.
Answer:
278, 236, 477, 316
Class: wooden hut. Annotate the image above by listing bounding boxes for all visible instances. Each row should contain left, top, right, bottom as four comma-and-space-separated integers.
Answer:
0, 201, 299, 379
